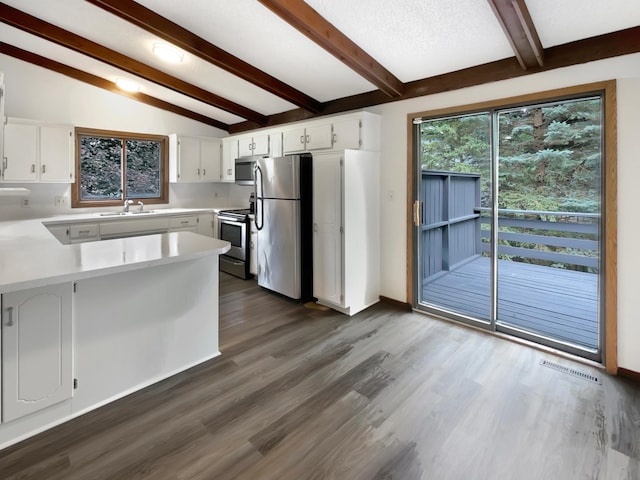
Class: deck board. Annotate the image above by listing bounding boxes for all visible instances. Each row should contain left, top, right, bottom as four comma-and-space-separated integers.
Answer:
422, 256, 598, 349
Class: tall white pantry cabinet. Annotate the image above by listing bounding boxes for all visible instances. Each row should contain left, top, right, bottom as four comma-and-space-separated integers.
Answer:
312, 149, 380, 315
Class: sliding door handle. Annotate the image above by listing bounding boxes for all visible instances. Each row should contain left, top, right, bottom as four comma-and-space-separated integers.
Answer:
413, 201, 423, 226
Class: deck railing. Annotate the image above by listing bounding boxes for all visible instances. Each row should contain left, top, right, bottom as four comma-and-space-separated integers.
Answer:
477, 208, 599, 269
420, 170, 600, 281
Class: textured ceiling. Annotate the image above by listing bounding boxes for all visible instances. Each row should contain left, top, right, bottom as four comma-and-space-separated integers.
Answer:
305, 0, 515, 82
0, 0, 638, 130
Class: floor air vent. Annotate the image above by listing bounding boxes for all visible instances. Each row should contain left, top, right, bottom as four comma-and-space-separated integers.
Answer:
539, 360, 601, 384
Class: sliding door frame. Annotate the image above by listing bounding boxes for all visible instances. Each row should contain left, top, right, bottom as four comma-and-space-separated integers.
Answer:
406, 80, 617, 373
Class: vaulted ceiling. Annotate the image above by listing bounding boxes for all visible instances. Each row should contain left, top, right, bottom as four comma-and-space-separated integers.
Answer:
1, 0, 639, 133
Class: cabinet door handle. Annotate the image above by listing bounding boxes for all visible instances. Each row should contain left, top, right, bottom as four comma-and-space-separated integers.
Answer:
42, 164, 46, 174
5, 306, 14, 327
202, 168, 206, 176
31, 164, 36, 173
3, 156, 7, 170
305, 135, 310, 143
300, 135, 304, 144
197, 168, 201, 176
313, 223, 318, 232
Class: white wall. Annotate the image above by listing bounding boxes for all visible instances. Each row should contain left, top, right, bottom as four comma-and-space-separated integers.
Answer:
0, 54, 244, 220
369, 53, 640, 371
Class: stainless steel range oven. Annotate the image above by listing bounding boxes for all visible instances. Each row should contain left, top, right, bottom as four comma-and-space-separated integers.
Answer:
218, 209, 252, 279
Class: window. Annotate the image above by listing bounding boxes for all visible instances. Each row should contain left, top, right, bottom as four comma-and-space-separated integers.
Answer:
71, 128, 169, 207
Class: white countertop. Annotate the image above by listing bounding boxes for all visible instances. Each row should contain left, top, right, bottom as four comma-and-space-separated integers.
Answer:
0, 213, 230, 293
41, 207, 217, 226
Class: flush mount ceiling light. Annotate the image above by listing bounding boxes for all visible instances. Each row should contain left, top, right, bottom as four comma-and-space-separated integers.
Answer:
115, 78, 141, 93
152, 42, 184, 63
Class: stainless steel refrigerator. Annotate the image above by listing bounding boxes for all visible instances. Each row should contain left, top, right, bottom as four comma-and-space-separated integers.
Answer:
254, 153, 313, 301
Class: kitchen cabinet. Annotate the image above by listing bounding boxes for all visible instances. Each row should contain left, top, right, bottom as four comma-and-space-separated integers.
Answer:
237, 132, 270, 157
282, 112, 380, 154
221, 137, 237, 183
2, 283, 73, 422
169, 134, 222, 182
69, 223, 100, 244
283, 122, 333, 153
99, 217, 169, 240
1, 119, 74, 183
312, 150, 380, 315
45, 211, 216, 244
0, 73, 5, 171
197, 213, 215, 237
169, 215, 198, 233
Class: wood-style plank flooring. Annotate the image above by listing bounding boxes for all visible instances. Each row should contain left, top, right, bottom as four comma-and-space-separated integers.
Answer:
423, 256, 598, 348
1, 273, 638, 479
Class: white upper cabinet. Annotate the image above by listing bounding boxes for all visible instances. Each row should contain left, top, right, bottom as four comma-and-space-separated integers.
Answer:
331, 117, 362, 151
221, 137, 238, 182
281, 112, 380, 154
0, 73, 5, 170
238, 132, 270, 157
200, 138, 223, 182
169, 134, 222, 183
1, 119, 74, 183
283, 122, 332, 153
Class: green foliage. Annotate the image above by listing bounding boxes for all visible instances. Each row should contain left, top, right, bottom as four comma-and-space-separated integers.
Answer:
420, 96, 602, 271
80, 136, 162, 200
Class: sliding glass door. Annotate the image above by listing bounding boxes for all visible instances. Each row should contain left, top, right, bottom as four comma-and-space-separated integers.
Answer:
414, 95, 602, 360
417, 113, 493, 326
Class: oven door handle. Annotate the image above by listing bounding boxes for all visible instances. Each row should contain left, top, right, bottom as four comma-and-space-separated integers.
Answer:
254, 164, 264, 231
218, 216, 241, 222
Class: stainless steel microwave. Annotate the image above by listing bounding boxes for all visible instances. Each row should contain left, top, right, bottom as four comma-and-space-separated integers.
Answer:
235, 156, 259, 186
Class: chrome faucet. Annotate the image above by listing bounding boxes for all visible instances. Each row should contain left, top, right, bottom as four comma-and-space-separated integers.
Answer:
137, 201, 144, 213
123, 199, 134, 212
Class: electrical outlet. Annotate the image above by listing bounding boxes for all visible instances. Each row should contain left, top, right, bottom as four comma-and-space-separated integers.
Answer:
21, 198, 30, 208
55, 196, 65, 207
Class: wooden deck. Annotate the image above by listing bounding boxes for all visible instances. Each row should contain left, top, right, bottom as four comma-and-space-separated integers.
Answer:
422, 256, 599, 349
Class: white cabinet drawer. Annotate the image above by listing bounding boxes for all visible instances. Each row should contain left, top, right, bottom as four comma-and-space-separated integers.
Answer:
69, 224, 99, 240
100, 218, 169, 238
169, 216, 198, 229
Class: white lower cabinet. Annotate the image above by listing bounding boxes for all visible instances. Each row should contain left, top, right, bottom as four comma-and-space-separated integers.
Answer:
2, 283, 73, 422
312, 150, 380, 315
169, 215, 198, 233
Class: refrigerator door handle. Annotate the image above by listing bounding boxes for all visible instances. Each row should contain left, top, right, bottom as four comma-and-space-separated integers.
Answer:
254, 164, 265, 231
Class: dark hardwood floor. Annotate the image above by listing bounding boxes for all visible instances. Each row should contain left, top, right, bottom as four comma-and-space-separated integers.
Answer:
1, 273, 639, 479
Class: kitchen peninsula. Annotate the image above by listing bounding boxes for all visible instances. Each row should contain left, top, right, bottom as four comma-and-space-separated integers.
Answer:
0, 216, 230, 449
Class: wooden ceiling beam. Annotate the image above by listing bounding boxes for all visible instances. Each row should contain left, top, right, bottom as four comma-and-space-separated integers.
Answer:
230, 26, 640, 133
0, 42, 229, 130
487, 0, 544, 69
0, 3, 266, 125
85, 0, 323, 113
257, 0, 405, 97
